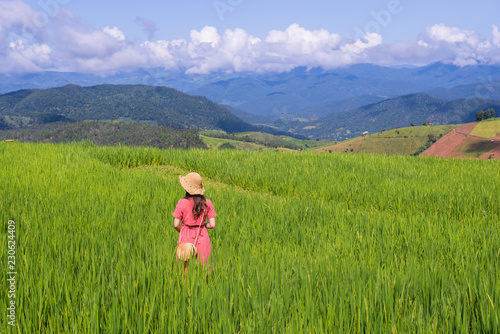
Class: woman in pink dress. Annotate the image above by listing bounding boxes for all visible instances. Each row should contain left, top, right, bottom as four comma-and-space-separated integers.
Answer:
173, 172, 216, 272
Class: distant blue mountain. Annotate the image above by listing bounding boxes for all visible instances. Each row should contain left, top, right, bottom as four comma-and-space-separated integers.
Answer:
1, 63, 500, 120
189, 63, 500, 117
426, 81, 500, 100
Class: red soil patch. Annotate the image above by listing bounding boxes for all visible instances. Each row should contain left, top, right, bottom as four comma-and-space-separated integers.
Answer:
422, 123, 500, 159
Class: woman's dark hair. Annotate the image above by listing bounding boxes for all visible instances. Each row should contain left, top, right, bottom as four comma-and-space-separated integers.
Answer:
185, 192, 206, 217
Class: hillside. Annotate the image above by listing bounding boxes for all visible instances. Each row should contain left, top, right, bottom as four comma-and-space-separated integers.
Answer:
421, 118, 500, 159
0, 84, 257, 133
313, 124, 456, 156
294, 94, 388, 119
200, 130, 335, 151
291, 93, 500, 140
0, 121, 207, 149
200, 135, 269, 151
426, 81, 500, 100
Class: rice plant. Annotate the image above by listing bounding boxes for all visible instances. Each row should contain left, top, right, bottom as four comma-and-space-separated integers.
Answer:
0, 141, 499, 333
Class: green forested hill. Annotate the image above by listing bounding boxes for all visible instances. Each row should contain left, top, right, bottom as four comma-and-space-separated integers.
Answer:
290, 93, 500, 140
0, 84, 256, 133
0, 121, 207, 149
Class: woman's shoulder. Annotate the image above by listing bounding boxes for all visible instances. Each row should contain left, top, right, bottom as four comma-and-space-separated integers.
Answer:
205, 199, 216, 212
176, 198, 192, 206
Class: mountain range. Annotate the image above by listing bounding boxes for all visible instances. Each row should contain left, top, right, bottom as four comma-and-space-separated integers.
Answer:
1, 63, 500, 140
2, 63, 500, 120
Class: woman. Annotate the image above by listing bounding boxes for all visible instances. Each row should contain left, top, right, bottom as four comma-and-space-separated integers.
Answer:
173, 172, 216, 270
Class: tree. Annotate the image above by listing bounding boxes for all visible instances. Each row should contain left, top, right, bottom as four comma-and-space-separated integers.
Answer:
475, 108, 495, 122
485, 108, 495, 119
475, 110, 485, 122
0, 117, 10, 130
410, 123, 415, 127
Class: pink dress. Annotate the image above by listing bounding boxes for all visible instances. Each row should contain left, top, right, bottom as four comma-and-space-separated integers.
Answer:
173, 198, 217, 263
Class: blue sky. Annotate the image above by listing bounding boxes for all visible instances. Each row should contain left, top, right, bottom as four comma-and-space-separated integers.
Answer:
25, 0, 500, 42
2, 0, 500, 73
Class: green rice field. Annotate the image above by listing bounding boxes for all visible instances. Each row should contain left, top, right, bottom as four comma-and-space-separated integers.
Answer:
470, 119, 500, 138
1, 141, 499, 333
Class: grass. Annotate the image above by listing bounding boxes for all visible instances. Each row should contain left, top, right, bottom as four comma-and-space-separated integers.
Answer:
201, 131, 336, 151
234, 132, 300, 149
314, 137, 364, 153
1, 141, 499, 333
469, 118, 500, 138
315, 125, 456, 155
277, 136, 336, 150
199, 135, 267, 150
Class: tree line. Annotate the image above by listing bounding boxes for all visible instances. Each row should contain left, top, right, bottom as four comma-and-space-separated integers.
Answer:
475, 108, 496, 121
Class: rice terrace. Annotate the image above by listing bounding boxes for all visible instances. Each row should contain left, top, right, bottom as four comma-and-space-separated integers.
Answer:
1, 140, 499, 332
2, 0, 500, 332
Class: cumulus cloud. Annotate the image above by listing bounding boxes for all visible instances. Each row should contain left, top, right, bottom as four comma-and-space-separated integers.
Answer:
9, 40, 51, 62
56, 27, 125, 58
414, 23, 497, 66
190, 26, 221, 47
266, 24, 342, 55
1, 2, 500, 75
0, 40, 52, 73
425, 24, 480, 46
103, 26, 125, 41
139, 24, 381, 74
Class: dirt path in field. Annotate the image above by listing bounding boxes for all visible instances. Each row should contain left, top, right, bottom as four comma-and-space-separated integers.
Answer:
421, 123, 500, 159
421, 123, 477, 158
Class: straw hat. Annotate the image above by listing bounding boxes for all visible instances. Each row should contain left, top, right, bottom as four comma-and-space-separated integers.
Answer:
179, 172, 205, 195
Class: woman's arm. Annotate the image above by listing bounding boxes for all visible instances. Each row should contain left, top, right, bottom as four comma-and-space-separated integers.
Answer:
174, 218, 181, 232
206, 217, 216, 229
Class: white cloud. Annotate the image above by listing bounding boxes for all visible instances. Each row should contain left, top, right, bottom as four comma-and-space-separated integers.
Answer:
265, 23, 342, 55
72, 47, 148, 73
0, 1, 39, 29
103, 26, 125, 41
9, 40, 51, 62
492, 25, 500, 47
1, 3, 500, 75
56, 27, 125, 59
425, 24, 479, 46
341, 33, 383, 55
415, 24, 498, 66
0, 40, 52, 73
0, 0, 40, 44
190, 26, 221, 47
